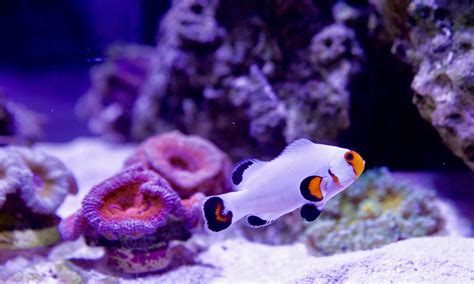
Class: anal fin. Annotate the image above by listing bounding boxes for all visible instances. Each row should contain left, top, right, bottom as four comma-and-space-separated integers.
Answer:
246, 211, 284, 228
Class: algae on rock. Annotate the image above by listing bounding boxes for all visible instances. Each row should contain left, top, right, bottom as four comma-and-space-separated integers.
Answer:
373, 0, 474, 170
302, 168, 446, 255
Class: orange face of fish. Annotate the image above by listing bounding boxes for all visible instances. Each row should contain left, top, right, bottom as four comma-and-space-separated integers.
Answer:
344, 150, 365, 177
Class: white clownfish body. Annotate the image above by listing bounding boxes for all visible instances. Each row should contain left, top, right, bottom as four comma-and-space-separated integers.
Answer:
203, 139, 365, 232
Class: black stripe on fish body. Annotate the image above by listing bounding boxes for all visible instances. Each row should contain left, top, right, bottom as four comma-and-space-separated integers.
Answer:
203, 197, 233, 232
247, 215, 272, 227
300, 203, 321, 222
232, 160, 254, 185
300, 175, 324, 202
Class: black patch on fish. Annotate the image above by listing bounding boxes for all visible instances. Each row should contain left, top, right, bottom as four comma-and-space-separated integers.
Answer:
203, 197, 233, 232
300, 203, 321, 222
232, 160, 254, 185
299, 175, 323, 202
247, 215, 268, 227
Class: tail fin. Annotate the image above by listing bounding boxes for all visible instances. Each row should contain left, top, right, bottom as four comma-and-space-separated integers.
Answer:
203, 195, 235, 232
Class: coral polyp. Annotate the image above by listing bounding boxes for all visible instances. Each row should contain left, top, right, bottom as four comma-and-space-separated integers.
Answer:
0, 146, 77, 249
0, 150, 29, 208
82, 168, 180, 239
125, 131, 232, 198
59, 167, 205, 274
8, 146, 78, 215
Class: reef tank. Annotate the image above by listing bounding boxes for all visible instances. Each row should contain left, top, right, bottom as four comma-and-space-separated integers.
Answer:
0, 0, 473, 282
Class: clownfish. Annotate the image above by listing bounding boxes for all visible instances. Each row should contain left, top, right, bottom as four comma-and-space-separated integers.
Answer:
202, 139, 365, 232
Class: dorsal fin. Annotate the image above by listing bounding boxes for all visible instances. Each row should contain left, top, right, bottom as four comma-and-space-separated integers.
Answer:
279, 138, 314, 157
231, 159, 266, 186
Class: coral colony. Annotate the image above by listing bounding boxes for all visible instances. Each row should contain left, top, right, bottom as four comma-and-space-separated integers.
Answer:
303, 168, 445, 255
59, 132, 231, 274
0, 146, 77, 249
124, 131, 232, 198
59, 167, 205, 274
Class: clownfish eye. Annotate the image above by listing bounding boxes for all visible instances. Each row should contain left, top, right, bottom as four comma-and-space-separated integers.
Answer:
344, 150, 365, 177
344, 151, 354, 162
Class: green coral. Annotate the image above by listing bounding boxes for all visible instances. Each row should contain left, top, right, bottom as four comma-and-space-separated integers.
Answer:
302, 168, 445, 256
0, 226, 59, 249
7, 261, 83, 283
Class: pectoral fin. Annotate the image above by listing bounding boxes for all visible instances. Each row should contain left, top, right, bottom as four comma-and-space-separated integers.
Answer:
300, 203, 322, 222
300, 175, 324, 202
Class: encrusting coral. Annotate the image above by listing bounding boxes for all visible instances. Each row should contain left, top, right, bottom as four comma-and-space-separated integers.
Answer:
79, 0, 363, 160
58, 167, 205, 274
302, 168, 446, 256
124, 131, 232, 198
239, 168, 448, 255
372, 0, 474, 170
0, 146, 77, 249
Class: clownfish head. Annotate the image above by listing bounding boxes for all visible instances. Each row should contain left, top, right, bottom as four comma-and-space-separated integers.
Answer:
327, 149, 365, 189
343, 150, 365, 178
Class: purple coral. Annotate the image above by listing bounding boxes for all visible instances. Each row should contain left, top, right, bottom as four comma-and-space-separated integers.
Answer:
59, 167, 204, 274
57, 210, 87, 242
7, 146, 78, 214
0, 150, 30, 208
82, 169, 181, 239
0, 146, 77, 249
125, 131, 232, 198
0, 146, 77, 215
